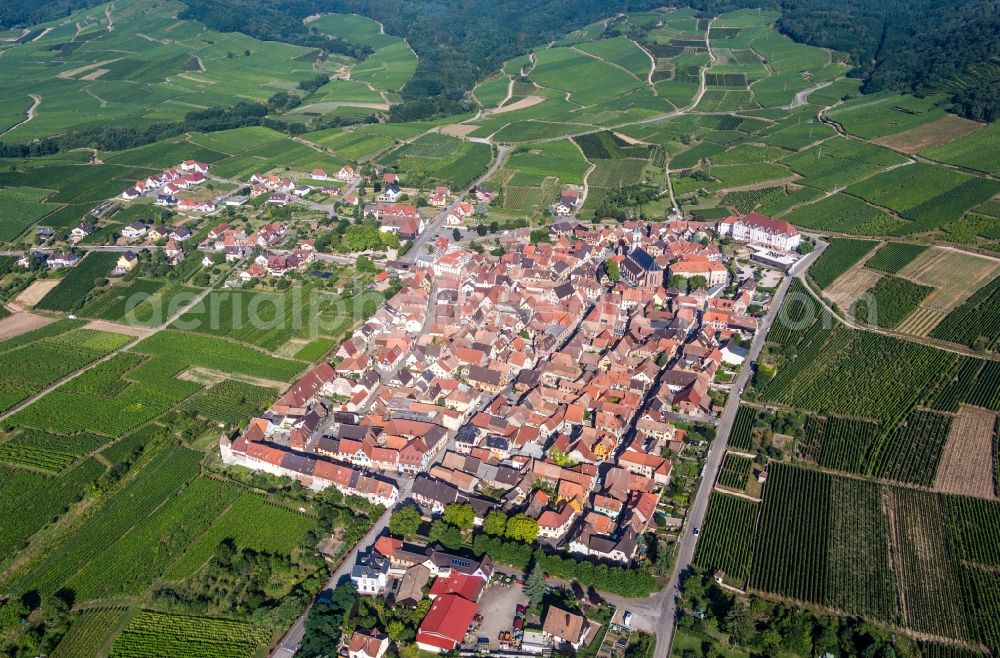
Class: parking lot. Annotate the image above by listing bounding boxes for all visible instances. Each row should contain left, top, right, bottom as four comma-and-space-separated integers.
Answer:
472, 571, 528, 650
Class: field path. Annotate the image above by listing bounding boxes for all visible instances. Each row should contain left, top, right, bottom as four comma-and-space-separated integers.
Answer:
30, 27, 53, 42
631, 37, 658, 93
784, 79, 834, 110
105, 1, 115, 31
0, 94, 41, 138
0, 257, 244, 424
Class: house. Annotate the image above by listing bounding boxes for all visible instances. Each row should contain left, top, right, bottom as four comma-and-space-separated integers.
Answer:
169, 228, 192, 241
416, 594, 478, 653
542, 606, 590, 650
114, 250, 138, 273
147, 226, 169, 242
311, 168, 329, 181
337, 165, 355, 181
377, 182, 403, 203
718, 213, 801, 251
348, 630, 389, 658
267, 192, 290, 206
181, 160, 209, 174
721, 342, 748, 365
668, 256, 728, 287
156, 194, 177, 206
351, 553, 390, 595
70, 223, 95, 241
122, 222, 148, 240
383, 172, 398, 185
429, 187, 449, 207
47, 252, 80, 269
121, 187, 141, 200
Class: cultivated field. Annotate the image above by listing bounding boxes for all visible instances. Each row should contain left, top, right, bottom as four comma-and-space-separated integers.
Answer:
897, 247, 999, 312
934, 406, 998, 499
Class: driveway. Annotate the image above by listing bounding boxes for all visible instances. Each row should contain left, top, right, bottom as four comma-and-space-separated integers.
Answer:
475, 575, 528, 648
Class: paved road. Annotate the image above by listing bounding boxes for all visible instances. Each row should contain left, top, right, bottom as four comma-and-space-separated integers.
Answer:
649, 243, 826, 658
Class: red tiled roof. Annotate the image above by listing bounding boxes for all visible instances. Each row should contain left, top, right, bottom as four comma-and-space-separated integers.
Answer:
417, 594, 477, 650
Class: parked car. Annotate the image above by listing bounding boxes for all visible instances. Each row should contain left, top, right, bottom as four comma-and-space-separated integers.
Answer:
623, 611, 633, 629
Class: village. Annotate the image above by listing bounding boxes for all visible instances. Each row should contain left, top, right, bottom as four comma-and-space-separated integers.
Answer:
10, 149, 806, 658
210, 194, 805, 656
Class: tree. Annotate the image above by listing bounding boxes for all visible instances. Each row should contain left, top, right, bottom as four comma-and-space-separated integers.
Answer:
504, 513, 539, 543
523, 565, 547, 605
356, 255, 376, 273
388, 506, 421, 537
688, 275, 708, 290
669, 274, 687, 291
483, 509, 508, 536
722, 601, 755, 647
442, 502, 474, 530
428, 520, 463, 550
605, 259, 620, 282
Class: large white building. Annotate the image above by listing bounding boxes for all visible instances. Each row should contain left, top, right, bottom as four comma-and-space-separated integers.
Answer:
718, 212, 801, 251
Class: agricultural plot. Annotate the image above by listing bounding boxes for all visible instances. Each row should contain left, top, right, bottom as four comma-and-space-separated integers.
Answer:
898, 248, 999, 312
67, 476, 233, 600
505, 139, 591, 186
932, 358, 1000, 413
850, 275, 934, 329
181, 380, 276, 425
0, 459, 104, 557
0, 327, 131, 414
874, 114, 984, 154
173, 289, 382, 352
17, 443, 202, 595
51, 607, 130, 658
0, 187, 60, 242
922, 120, 1000, 176
784, 193, 898, 236
845, 163, 1000, 235
717, 453, 753, 490
575, 37, 652, 79
868, 409, 952, 486
134, 330, 306, 382
10, 354, 200, 438
382, 134, 491, 189
864, 242, 928, 273
801, 414, 882, 474
694, 492, 759, 587
165, 492, 314, 579
728, 405, 757, 451
766, 279, 822, 348
80, 279, 167, 322
474, 75, 511, 108
0, 428, 107, 473
35, 252, 119, 312
826, 477, 898, 622
310, 14, 417, 93
750, 464, 830, 603
883, 486, 972, 640
929, 275, 1000, 351
828, 93, 952, 140
808, 238, 879, 288
762, 324, 954, 422
783, 137, 907, 192
109, 611, 270, 658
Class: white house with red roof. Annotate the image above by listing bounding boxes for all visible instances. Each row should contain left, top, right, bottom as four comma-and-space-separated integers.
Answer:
718, 213, 800, 251
337, 165, 355, 181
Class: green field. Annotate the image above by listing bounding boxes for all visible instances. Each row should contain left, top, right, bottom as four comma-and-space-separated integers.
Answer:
850, 275, 933, 328
36, 252, 119, 312
110, 611, 271, 658
808, 238, 879, 288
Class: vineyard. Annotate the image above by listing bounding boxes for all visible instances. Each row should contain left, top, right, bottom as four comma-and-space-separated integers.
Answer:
850, 275, 934, 329
717, 453, 753, 490
109, 611, 270, 658
728, 405, 758, 451
35, 252, 118, 312
0, 328, 131, 413
931, 357, 1000, 412
572, 131, 632, 159
67, 476, 232, 600
809, 238, 879, 288
750, 463, 830, 603
869, 409, 952, 486
694, 492, 759, 587
747, 463, 999, 648
51, 607, 129, 658
765, 278, 819, 347
18, 444, 203, 595
0, 459, 104, 557
763, 325, 952, 422
134, 331, 306, 381
865, 242, 928, 273
800, 414, 881, 474
181, 380, 276, 425
165, 491, 315, 579
826, 476, 898, 622
929, 276, 1000, 351
81, 279, 167, 322
0, 428, 107, 473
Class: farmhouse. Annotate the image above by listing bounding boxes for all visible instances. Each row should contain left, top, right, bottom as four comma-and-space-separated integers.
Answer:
337, 165, 355, 181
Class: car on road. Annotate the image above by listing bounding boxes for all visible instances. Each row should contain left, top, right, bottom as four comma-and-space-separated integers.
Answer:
623, 611, 633, 629
693, 527, 700, 536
